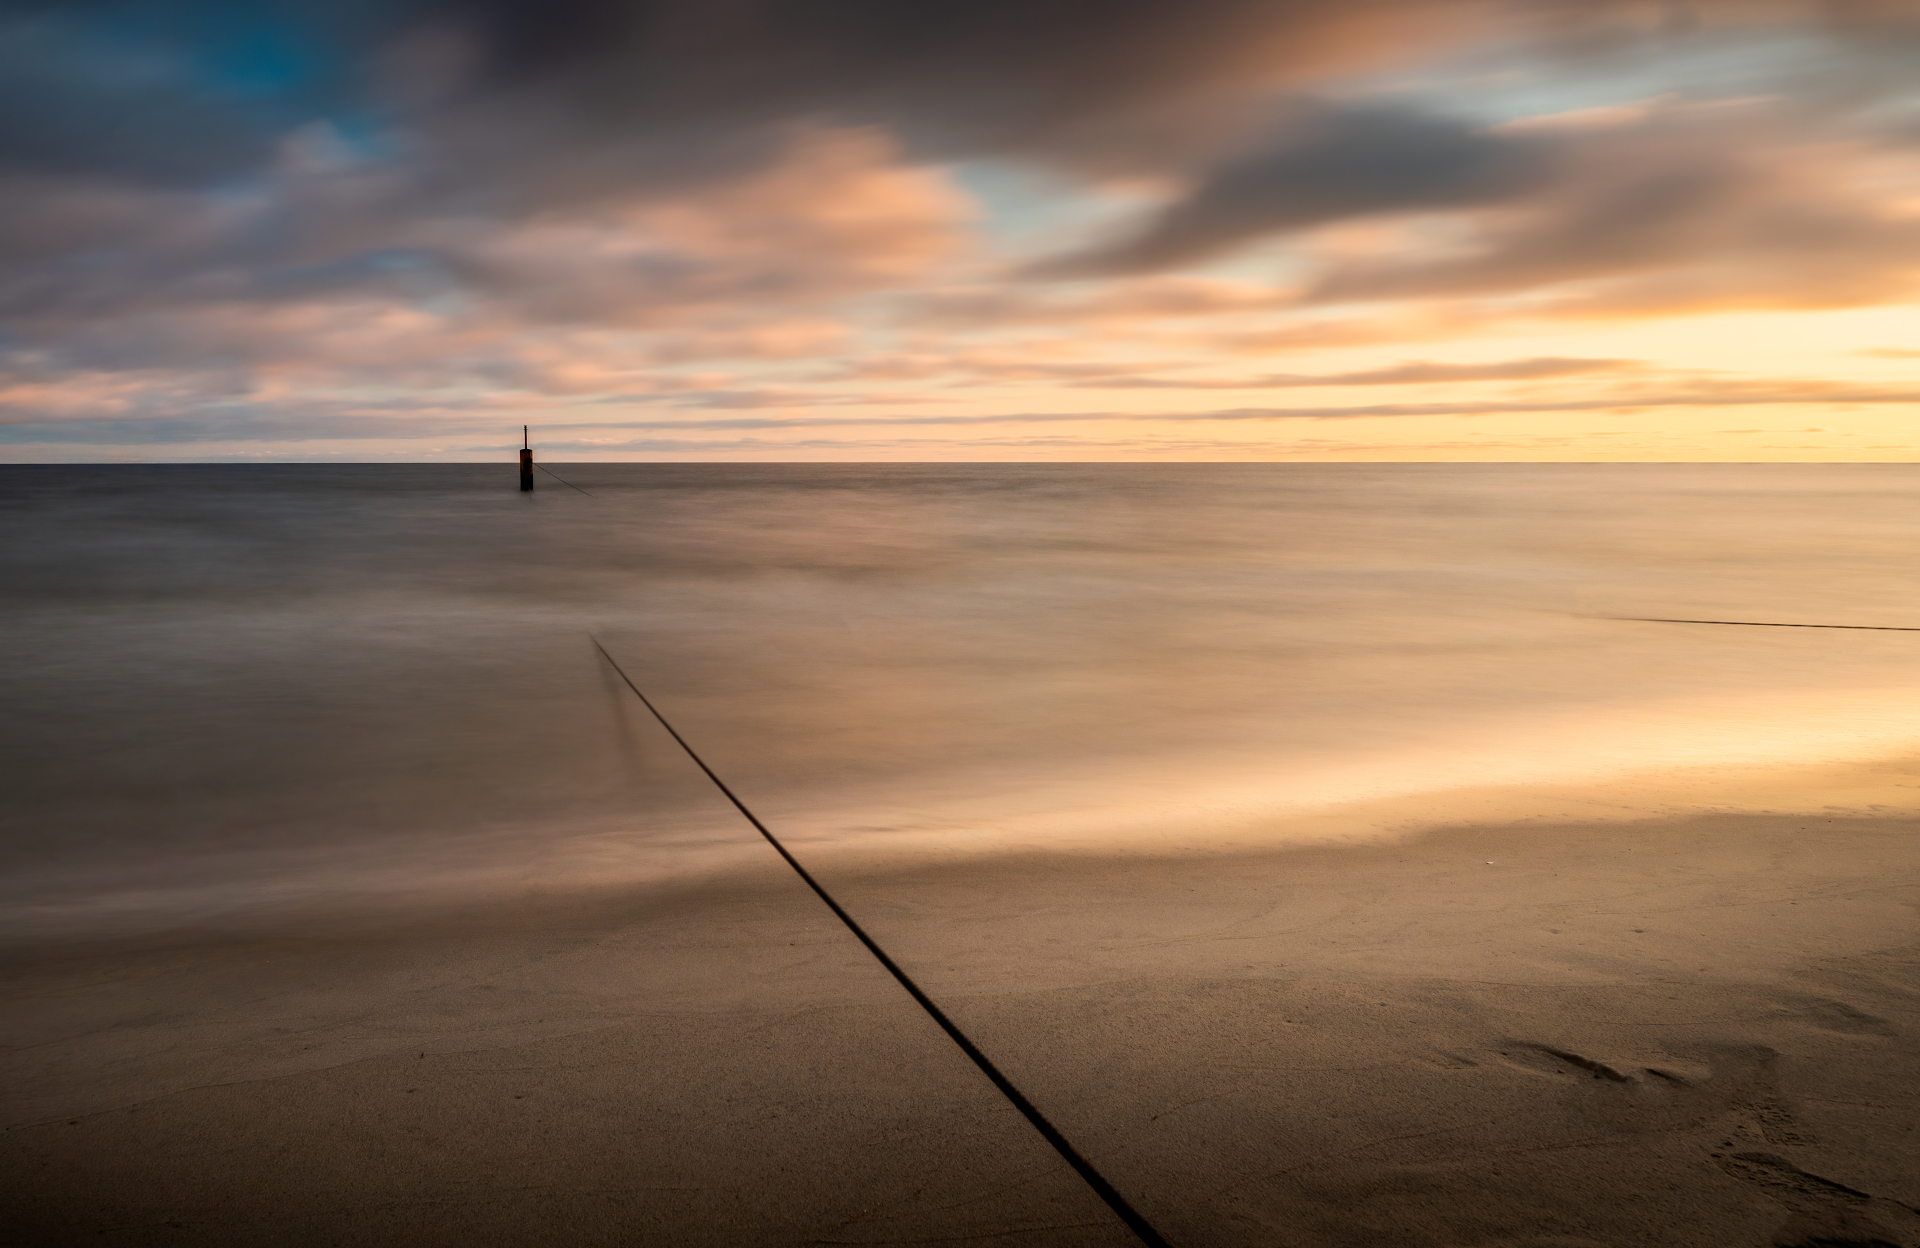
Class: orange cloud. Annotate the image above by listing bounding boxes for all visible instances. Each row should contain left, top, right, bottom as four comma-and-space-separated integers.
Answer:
1070, 357, 1643, 389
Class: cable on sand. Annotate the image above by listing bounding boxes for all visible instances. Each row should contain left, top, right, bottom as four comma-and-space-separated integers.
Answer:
590, 635, 1173, 1248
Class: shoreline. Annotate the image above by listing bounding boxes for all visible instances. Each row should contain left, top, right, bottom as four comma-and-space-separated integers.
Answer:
4, 809, 1916, 1245
13, 739, 1920, 950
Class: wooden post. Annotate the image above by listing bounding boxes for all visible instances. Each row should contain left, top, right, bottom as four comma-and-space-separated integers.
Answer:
519, 425, 534, 491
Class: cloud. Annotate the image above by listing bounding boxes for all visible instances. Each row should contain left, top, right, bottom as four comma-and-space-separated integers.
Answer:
1028, 91, 1920, 330
0, 407, 499, 445
7, 0, 1899, 195
1038, 104, 1554, 275
0, 123, 974, 422
4, 0, 1920, 458
1072, 356, 1642, 389
901, 276, 1290, 331
421, 0, 1483, 184
1, 123, 970, 325
1297, 103, 1920, 316
817, 351, 1182, 384
424, 0, 1920, 196
436, 129, 974, 326
9, 372, 1919, 450
0, 1, 396, 185
553, 382, 1920, 430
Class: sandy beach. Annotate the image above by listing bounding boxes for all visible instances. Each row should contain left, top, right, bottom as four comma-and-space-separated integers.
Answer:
5, 803, 1915, 1247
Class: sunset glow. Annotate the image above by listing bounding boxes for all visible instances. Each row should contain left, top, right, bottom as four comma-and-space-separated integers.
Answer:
5, 1, 1919, 461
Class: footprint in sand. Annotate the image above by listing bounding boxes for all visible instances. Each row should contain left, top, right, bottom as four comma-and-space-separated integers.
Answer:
1711, 1151, 1919, 1248
1787, 997, 1899, 1038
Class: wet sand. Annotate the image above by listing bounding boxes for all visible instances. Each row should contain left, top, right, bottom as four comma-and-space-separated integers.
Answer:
3, 810, 1917, 1246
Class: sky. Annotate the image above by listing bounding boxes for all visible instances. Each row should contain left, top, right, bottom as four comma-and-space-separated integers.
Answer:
2, 0, 1919, 462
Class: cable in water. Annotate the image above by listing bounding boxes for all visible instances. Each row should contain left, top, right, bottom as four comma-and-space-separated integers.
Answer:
1594, 616, 1920, 631
589, 635, 1173, 1248
535, 462, 593, 495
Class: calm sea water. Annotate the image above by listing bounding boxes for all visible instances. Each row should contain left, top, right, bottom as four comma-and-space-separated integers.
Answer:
8, 463, 1920, 939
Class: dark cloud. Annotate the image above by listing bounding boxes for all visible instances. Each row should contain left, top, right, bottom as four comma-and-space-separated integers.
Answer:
1297, 107, 1920, 314
0, 0, 395, 184
0, 0, 1511, 220
1009, 5, 1920, 287
1040, 106, 1555, 275
423, 0, 1461, 177
1032, 93, 1920, 321
0, 0, 1902, 200
422, 0, 1919, 187
0, 33, 275, 185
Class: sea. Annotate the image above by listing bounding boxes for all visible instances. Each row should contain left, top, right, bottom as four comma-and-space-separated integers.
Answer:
9, 462, 1920, 944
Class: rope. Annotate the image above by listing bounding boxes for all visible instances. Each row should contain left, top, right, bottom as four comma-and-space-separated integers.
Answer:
534, 462, 593, 496
1596, 616, 1920, 632
589, 635, 1173, 1248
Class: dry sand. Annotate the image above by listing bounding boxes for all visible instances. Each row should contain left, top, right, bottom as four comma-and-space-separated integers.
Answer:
3, 809, 1916, 1247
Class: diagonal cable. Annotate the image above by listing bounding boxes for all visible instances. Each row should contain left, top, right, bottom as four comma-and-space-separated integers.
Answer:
1594, 616, 1920, 631
535, 462, 594, 495
590, 635, 1172, 1248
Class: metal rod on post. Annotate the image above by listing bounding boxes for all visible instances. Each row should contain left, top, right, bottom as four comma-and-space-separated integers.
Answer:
519, 425, 534, 492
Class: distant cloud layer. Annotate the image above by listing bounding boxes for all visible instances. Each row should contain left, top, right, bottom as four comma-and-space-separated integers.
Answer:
1076, 357, 1640, 389
2, 0, 1918, 459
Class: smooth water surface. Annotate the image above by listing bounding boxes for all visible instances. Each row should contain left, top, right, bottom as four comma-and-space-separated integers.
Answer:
9, 463, 1920, 938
